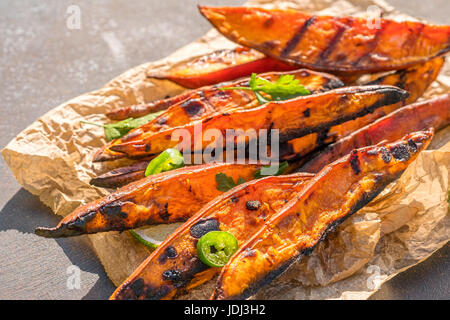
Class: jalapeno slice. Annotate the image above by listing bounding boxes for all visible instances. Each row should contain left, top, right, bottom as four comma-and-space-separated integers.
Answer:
197, 231, 239, 267
145, 148, 184, 176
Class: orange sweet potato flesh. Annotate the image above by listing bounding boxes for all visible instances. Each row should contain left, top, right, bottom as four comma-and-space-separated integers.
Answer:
110, 172, 314, 300
147, 46, 295, 89
34, 163, 260, 238
212, 130, 433, 300
301, 94, 450, 172
281, 57, 444, 160
95, 85, 408, 161
199, 6, 450, 74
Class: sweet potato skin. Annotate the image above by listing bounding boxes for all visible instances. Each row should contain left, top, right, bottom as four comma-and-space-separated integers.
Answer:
148, 47, 295, 89
110, 173, 314, 300
199, 6, 450, 74
107, 90, 196, 121
212, 130, 433, 300
34, 163, 260, 238
281, 57, 444, 160
301, 94, 450, 172
96, 85, 408, 161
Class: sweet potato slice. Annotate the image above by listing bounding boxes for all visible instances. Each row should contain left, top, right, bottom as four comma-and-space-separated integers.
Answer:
199, 6, 450, 74
95, 85, 408, 161
301, 94, 450, 172
147, 46, 295, 89
212, 130, 433, 300
110, 172, 314, 300
280, 57, 444, 160
34, 163, 261, 238
107, 68, 343, 126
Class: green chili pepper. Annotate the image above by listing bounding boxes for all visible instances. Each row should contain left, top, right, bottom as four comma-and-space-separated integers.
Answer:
144, 148, 184, 176
197, 231, 239, 268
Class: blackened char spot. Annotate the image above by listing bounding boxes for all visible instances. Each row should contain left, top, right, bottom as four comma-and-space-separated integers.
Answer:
390, 144, 410, 161
281, 16, 316, 57
129, 278, 145, 297
159, 203, 170, 221
99, 201, 128, 219
190, 218, 220, 238
246, 200, 262, 211
349, 151, 361, 174
302, 108, 310, 117
162, 269, 182, 282
407, 139, 418, 153
181, 99, 205, 117
231, 196, 240, 203
380, 147, 392, 163
158, 246, 178, 264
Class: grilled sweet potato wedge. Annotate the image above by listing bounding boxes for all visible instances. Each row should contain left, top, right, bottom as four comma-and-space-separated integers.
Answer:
110, 172, 314, 300
35, 163, 261, 238
94, 85, 408, 161
147, 46, 295, 89
107, 68, 343, 125
280, 57, 444, 160
212, 130, 433, 300
199, 6, 450, 74
301, 94, 450, 172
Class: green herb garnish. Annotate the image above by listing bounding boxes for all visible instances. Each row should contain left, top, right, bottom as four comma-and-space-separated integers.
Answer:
81, 110, 164, 141
216, 173, 246, 192
221, 73, 311, 104
254, 161, 289, 179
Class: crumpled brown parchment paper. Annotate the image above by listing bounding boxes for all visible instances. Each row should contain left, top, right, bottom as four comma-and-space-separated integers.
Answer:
1, 0, 449, 300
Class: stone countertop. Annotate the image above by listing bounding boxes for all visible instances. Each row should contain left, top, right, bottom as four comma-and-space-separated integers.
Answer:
0, 0, 448, 300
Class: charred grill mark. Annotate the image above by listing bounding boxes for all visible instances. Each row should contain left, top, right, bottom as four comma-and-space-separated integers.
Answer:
390, 144, 410, 161
181, 99, 205, 117
281, 16, 316, 57
349, 151, 361, 174
246, 200, 262, 211
231, 196, 240, 203
317, 20, 351, 63
302, 108, 311, 117
158, 246, 178, 264
129, 278, 145, 298
190, 218, 220, 238
162, 269, 182, 282
99, 201, 128, 219
380, 147, 392, 163
407, 139, 418, 153
159, 203, 170, 221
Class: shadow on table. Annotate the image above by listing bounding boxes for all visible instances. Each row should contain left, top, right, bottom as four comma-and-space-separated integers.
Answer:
0, 188, 116, 299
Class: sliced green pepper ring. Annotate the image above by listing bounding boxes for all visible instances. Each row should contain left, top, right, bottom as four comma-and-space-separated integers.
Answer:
145, 148, 184, 176
197, 231, 239, 268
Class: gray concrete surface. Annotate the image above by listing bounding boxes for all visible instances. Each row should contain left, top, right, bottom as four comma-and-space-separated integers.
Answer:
0, 0, 448, 300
